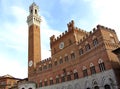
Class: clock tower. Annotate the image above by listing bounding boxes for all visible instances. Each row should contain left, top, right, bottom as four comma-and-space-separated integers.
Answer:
27, 2, 41, 78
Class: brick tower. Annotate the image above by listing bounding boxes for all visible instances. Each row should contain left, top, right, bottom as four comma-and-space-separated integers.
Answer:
27, 2, 41, 80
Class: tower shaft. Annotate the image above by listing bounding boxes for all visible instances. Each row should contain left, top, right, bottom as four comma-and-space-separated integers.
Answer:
27, 3, 41, 78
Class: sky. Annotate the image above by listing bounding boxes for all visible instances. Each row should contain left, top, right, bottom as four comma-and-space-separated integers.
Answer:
0, 0, 120, 79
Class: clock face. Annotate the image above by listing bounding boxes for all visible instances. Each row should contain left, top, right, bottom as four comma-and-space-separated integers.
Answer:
59, 42, 64, 49
29, 60, 33, 67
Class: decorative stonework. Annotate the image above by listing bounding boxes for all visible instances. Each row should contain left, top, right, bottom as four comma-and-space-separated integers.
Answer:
34, 69, 118, 89
27, 2, 41, 27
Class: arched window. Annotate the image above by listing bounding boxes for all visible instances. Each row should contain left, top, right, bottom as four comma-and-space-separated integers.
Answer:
39, 67, 42, 71
93, 38, 98, 46
94, 86, 99, 89
104, 84, 111, 89
67, 72, 71, 81
79, 48, 84, 55
44, 80, 48, 86
74, 70, 79, 79
29, 88, 32, 89
82, 66, 88, 77
59, 58, 63, 64
90, 63, 96, 74
22, 88, 24, 89
54, 61, 58, 66
85, 44, 91, 51
65, 56, 69, 62
30, 9, 33, 14
49, 79, 53, 85
71, 52, 75, 59
61, 75, 65, 82
87, 88, 90, 89
56, 76, 59, 84
35, 9, 37, 14
98, 59, 106, 72
48, 63, 52, 68
39, 81, 42, 87
43, 65, 47, 70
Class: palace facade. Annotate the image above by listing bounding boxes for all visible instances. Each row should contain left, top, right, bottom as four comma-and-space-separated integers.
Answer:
18, 2, 120, 89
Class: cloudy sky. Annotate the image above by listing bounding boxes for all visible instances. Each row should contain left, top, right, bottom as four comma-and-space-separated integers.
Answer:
0, 0, 120, 78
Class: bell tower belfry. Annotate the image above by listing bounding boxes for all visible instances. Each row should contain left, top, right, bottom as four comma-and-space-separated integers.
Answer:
27, 2, 41, 76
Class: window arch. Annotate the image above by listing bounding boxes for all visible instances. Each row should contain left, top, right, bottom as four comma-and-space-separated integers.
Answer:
73, 69, 79, 79
85, 44, 91, 51
65, 55, 69, 62
29, 88, 32, 89
59, 58, 63, 64
104, 84, 111, 89
94, 86, 99, 89
87, 88, 90, 89
98, 59, 106, 72
54, 60, 58, 66
49, 77, 53, 85
56, 76, 59, 83
82, 66, 88, 77
35, 9, 37, 14
67, 72, 71, 81
90, 63, 96, 74
61, 74, 65, 82
93, 38, 98, 46
71, 51, 75, 59
39, 66, 42, 71
44, 79, 48, 86
43, 65, 47, 70
39, 80, 42, 87
48, 63, 52, 68
79, 48, 84, 55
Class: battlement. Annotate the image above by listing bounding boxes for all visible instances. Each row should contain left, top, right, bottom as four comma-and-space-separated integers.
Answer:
50, 20, 88, 44
67, 20, 75, 31
78, 25, 116, 44
96, 25, 115, 33
40, 57, 52, 63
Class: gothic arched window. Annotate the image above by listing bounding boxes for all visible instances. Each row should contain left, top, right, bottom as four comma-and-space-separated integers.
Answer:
82, 66, 88, 77
94, 86, 99, 89
98, 59, 106, 72
104, 84, 111, 89
85, 44, 91, 51
93, 38, 98, 46
74, 70, 79, 79
90, 63, 96, 74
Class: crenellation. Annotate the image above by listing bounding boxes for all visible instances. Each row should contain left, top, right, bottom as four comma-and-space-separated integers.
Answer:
57, 37, 59, 40
90, 31, 92, 34
65, 30, 67, 33
50, 35, 56, 42
59, 34, 62, 38
62, 32, 64, 36
75, 27, 78, 30
96, 25, 116, 33
67, 20, 75, 31
93, 28, 96, 32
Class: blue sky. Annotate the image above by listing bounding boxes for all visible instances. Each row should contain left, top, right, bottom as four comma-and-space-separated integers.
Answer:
0, 0, 120, 78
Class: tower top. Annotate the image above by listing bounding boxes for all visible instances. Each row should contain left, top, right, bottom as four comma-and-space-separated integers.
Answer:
27, 2, 41, 26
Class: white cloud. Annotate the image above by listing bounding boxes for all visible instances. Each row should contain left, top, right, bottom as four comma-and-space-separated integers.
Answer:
41, 16, 61, 59
0, 53, 27, 78
0, 6, 28, 78
0, 4, 61, 78
90, 0, 120, 40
